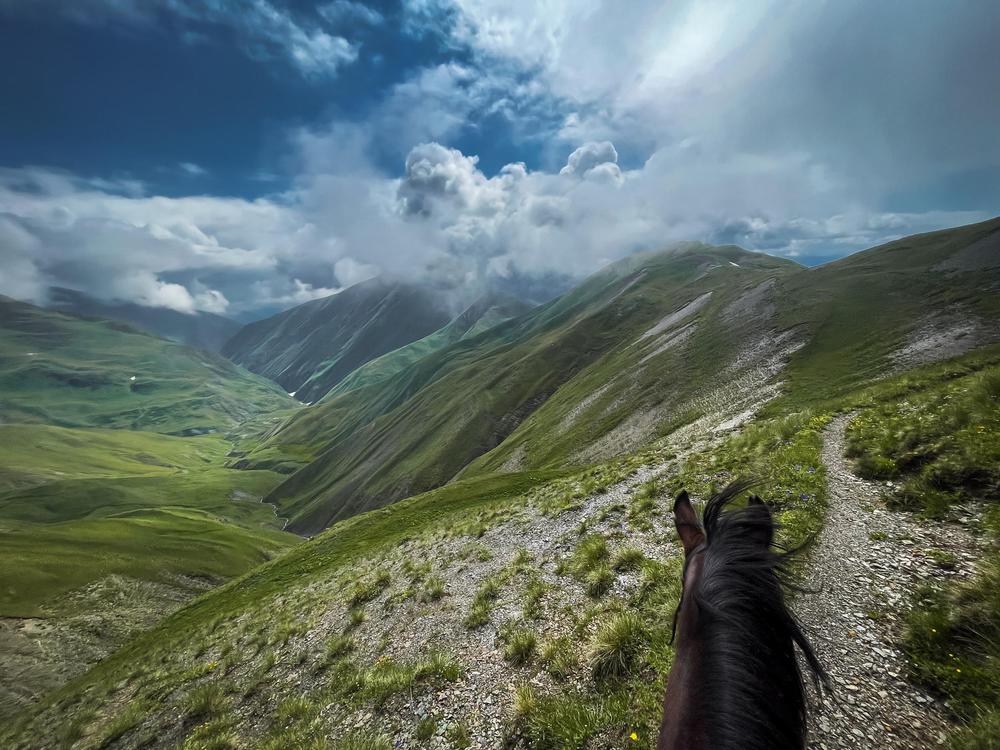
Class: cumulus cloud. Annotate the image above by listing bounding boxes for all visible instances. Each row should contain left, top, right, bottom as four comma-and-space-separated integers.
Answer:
559, 142, 623, 185
1, 136, 989, 319
414, 0, 1000, 200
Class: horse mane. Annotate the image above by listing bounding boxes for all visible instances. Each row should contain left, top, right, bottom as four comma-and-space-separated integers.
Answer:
688, 481, 827, 750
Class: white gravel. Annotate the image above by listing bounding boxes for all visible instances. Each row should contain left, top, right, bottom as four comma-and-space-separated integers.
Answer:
798, 415, 984, 750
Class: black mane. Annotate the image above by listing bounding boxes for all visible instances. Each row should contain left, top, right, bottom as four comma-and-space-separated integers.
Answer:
690, 482, 826, 750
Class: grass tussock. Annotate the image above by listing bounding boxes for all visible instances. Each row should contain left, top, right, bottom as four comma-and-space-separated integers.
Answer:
347, 568, 392, 607
589, 611, 649, 682
182, 683, 228, 722
565, 534, 617, 598
500, 623, 538, 665
539, 636, 579, 680
465, 575, 504, 628
334, 731, 394, 750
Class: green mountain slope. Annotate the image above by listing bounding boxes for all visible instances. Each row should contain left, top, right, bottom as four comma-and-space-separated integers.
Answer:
323, 293, 532, 399
0, 296, 295, 434
221, 278, 452, 403
249, 218, 1000, 535
0, 301, 302, 717
5, 344, 998, 749
48, 287, 240, 353
257, 245, 801, 534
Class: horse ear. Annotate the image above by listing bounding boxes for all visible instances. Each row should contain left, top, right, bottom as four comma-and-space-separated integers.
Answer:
749, 494, 764, 505
673, 490, 705, 555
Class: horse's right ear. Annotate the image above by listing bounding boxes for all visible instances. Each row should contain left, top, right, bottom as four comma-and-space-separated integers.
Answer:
673, 490, 705, 556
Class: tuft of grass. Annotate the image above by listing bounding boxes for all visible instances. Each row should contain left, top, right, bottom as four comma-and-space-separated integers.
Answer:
522, 577, 548, 620
348, 569, 392, 607
357, 651, 462, 708
445, 720, 471, 749
181, 717, 240, 750
335, 731, 394, 750
611, 546, 646, 572
513, 689, 629, 749
628, 478, 661, 530
182, 683, 228, 722
583, 566, 614, 598
93, 700, 150, 749
500, 623, 537, 665
273, 696, 315, 727
572, 535, 609, 572
415, 716, 437, 741
589, 611, 649, 682
347, 606, 367, 631
465, 575, 503, 628
326, 634, 356, 660
539, 636, 578, 680
420, 575, 446, 602
512, 547, 534, 570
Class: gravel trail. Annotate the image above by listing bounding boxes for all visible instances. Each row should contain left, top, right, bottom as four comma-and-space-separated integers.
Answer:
800, 414, 982, 749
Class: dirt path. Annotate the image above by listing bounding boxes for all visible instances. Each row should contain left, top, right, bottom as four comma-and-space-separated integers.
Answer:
798, 414, 982, 749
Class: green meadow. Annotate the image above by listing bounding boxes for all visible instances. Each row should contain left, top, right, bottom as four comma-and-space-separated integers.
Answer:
0, 425, 299, 617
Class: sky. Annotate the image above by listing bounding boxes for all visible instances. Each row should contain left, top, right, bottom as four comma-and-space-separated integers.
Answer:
0, 0, 998, 320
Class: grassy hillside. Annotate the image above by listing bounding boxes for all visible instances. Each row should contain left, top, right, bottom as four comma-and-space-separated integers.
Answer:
324, 293, 531, 399
221, 278, 452, 403
0, 425, 298, 617
0, 296, 295, 434
244, 219, 1000, 536
0, 370, 834, 750
49, 287, 240, 354
5, 344, 997, 750
768, 216, 1000, 412
251, 244, 801, 534
0, 300, 302, 719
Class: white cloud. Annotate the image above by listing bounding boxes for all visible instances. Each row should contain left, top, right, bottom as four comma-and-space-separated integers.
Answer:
319, 1, 384, 27
179, 162, 208, 176
3, 0, 997, 316
6, 0, 359, 77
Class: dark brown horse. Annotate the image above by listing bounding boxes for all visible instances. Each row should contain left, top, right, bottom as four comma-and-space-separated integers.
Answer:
658, 482, 826, 750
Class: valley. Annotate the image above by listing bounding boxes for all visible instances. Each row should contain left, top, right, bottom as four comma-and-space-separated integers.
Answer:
0, 218, 998, 749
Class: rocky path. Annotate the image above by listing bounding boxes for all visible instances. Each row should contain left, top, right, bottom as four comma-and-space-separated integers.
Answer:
799, 414, 982, 749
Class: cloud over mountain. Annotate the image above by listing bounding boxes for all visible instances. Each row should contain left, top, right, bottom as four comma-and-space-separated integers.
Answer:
0, 0, 996, 317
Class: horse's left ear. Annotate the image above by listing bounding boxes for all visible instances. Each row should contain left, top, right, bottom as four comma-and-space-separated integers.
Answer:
673, 490, 705, 556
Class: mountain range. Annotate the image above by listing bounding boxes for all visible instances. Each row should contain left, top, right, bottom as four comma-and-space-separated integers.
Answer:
221, 278, 454, 403
229, 218, 1000, 534
1, 216, 998, 744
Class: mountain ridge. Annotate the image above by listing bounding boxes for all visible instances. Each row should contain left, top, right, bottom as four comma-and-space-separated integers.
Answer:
239, 218, 1000, 535
221, 277, 453, 403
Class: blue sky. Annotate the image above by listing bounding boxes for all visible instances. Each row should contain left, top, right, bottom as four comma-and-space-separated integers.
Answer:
1, 0, 998, 319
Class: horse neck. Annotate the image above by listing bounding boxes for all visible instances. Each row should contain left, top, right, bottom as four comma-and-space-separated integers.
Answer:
657, 626, 707, 750
658, 558, 708, 750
